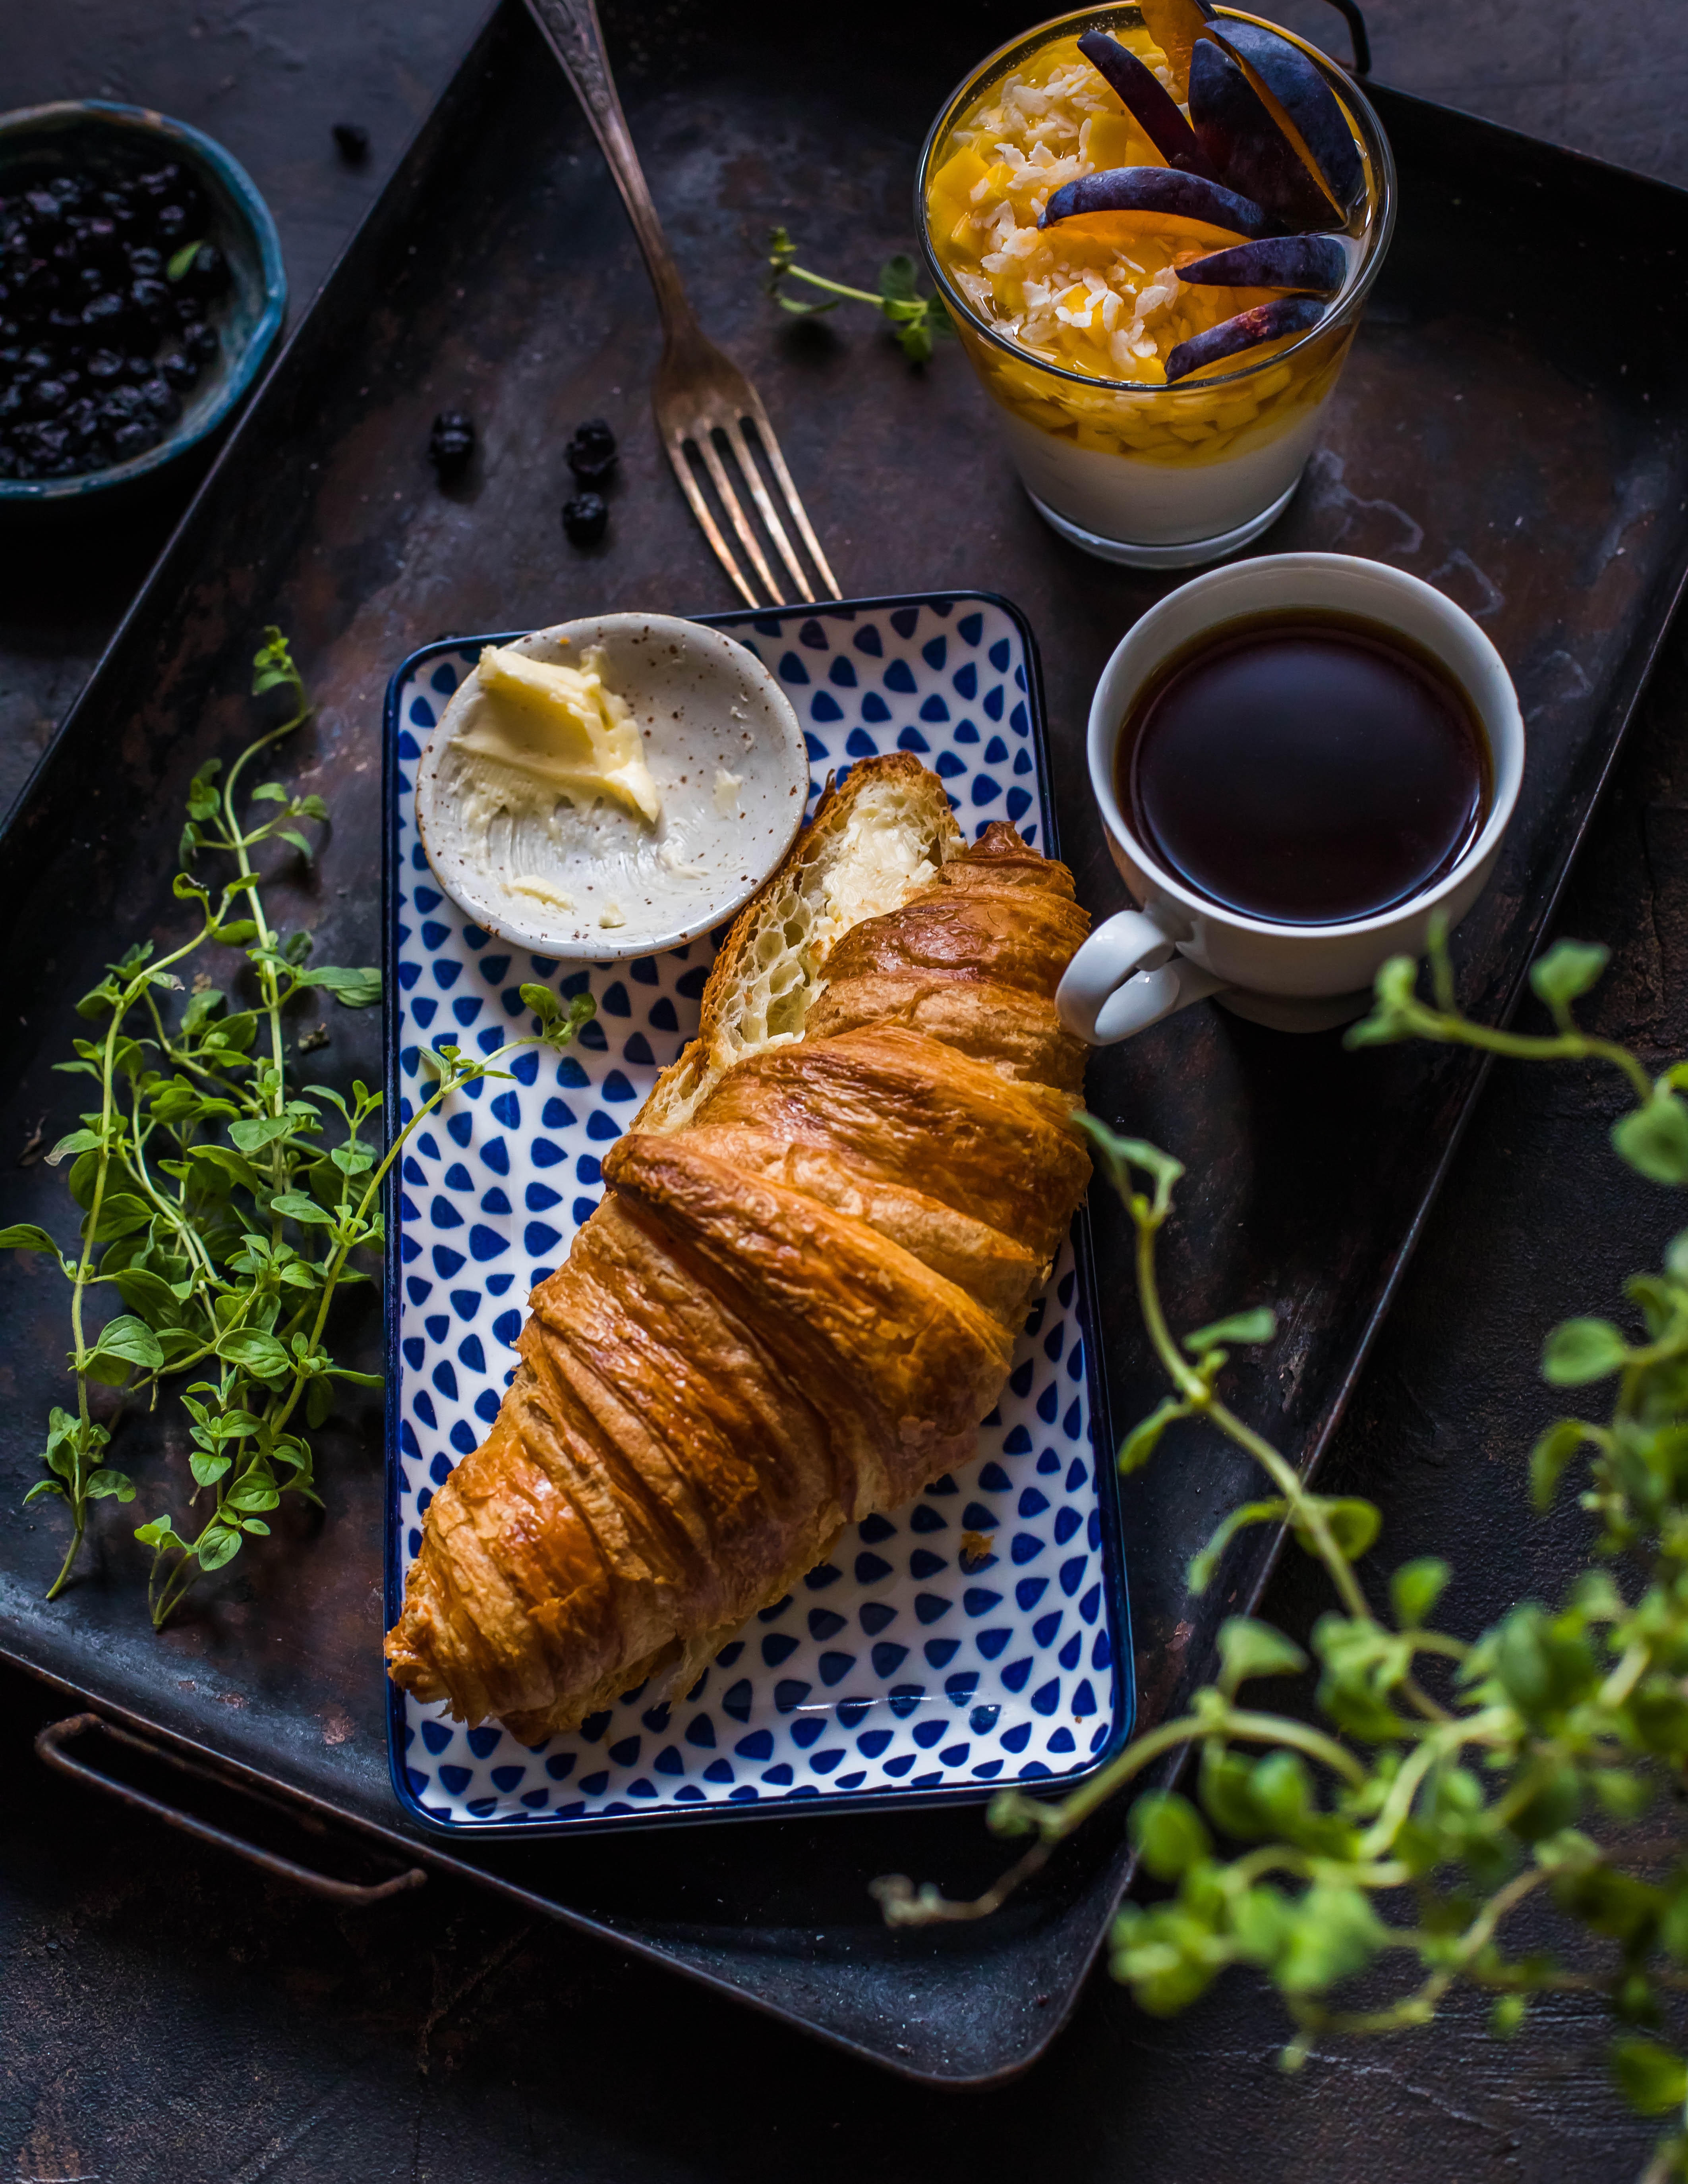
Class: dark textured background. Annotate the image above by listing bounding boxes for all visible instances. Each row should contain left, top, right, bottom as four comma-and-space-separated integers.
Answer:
3, 2, 1688, 2176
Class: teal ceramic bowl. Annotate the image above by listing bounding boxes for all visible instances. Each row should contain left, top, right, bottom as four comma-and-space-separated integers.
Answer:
0, 100, 286, 504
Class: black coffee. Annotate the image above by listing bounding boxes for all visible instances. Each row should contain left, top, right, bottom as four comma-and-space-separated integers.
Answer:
1120, 610, 1491, 927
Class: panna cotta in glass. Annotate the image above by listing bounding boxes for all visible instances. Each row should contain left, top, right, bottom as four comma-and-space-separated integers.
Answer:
918, 4, 1395, 568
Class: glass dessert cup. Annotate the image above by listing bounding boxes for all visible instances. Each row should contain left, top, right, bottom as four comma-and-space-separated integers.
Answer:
917, 7, 1396, 570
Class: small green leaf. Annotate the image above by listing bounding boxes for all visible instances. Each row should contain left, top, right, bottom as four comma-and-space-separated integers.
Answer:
0, 1222, 67, 1262
216, 1329, 292, 1380
1344, 954, 1422, 1047
1189, 1499, 1288, 1593
81, 1314, 164, 1385
87, 1192, 153, 1243
229, 1113, 297, 1154
251, 626, 302, 697
878, 253, 921, 303
295, 964, 381, 1008
1184, 1306, 1276, 1354
1118, 1396, 1187, 1475
1390, 1556, 1450, 1628
1611, 2037, 1688, 2116
134, 1514, 190, 1553
1320, 1498, 1382, 1560
165, 238, 203, 281
85, 1468, 136, 1502
1216, 1617, 1307, 1693
1490, 1995, 1528, 2040
1529, 1418, 1594, 1511
195, 1526, 243, 1572
1128, 1790, 1211, 1881
270, 1190, 335, 1226
1542, 1317, 1629, 1386
1613, 1090, 1688, 1184
1529, 940, 1609, 1011
189, 1451, 232, 1487
45, 1130, 100, 1167
224, 1478, 280, 1514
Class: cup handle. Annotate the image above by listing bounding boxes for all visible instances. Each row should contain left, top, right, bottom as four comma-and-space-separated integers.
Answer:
1056, 910, 1227, 1045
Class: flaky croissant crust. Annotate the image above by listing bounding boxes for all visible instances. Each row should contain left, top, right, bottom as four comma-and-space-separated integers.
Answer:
386, 786, 1092, 1741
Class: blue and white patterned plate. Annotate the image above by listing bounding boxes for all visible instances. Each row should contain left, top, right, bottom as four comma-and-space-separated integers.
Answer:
382, 591, 1134, 1836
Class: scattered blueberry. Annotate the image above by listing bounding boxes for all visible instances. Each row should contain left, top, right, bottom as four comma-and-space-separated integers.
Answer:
565, 416, 617, 485
332, 122, 371, 166
562, 490, 608, 546
428, 409, 476, 479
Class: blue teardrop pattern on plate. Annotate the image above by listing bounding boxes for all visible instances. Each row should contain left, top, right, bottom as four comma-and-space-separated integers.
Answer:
389, 598, 1125, 1827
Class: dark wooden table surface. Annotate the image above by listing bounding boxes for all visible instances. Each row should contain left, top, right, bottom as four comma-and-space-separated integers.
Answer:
4, 3, 1688, 2177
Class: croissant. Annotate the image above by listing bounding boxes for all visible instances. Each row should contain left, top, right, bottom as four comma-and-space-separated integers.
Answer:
385, 753, 1093, 1741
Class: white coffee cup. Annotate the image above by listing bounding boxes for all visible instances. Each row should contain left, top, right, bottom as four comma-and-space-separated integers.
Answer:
1056, 553, 1525, 1043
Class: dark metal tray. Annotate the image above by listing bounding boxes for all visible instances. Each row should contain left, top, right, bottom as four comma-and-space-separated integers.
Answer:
0, 0, 1685, 2088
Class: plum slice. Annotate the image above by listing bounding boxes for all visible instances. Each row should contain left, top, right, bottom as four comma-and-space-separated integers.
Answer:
1187, 39, 1340, 232
1076, 31, 1219, 181
1040, 166, 1278, 242
1164, 295, 1325, 383
1135, 0, 1217, 99
1176, 234, 1348, 295
1218, 21, 1365, 220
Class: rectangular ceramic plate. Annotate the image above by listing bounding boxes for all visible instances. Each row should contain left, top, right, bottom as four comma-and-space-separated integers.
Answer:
383, 589, 1134, 1834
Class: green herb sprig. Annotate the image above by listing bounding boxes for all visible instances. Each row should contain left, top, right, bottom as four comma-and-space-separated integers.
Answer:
4, 630, 594, 1626
765, 226, 954, 364
876, 920, 1688, 2173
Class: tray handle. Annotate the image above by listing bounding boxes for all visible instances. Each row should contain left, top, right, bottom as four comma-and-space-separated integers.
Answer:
1316, 0, 1371, 76
35, 1713, 427, 1908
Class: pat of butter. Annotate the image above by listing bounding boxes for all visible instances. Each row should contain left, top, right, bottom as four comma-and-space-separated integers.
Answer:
508, 875, 576, 910
453, 644, 661, 826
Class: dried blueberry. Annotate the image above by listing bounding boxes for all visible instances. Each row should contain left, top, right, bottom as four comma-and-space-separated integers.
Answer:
158, 348, 198, 389
565, 417, 617, 485
154, 203, 189, 244
81, 289, 127, 332
186, 321, 218, 361
332, 122, 371, 165
428, 409, 475, 478
109, 419, 155, 456
127, 244, 162, 278
562, 491, 609, 547
182, 242, 228, 300
86, 347, 124, 381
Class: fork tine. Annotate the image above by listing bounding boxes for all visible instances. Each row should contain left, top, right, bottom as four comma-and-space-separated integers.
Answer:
722, 418, 816, 607
661, 431, 762, 610
692, 429, 783, 605
739, 398, 843, 601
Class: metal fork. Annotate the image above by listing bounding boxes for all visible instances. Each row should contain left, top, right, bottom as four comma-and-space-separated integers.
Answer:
524, 0, 842, 610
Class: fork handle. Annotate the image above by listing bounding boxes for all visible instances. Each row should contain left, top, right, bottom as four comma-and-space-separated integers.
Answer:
523, 0, 699, 339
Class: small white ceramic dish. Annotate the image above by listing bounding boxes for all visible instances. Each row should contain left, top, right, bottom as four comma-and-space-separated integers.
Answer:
413, 613, 807, 960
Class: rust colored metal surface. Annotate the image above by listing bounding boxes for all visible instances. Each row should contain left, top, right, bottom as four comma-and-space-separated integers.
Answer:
0, 0, 1684, 2084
